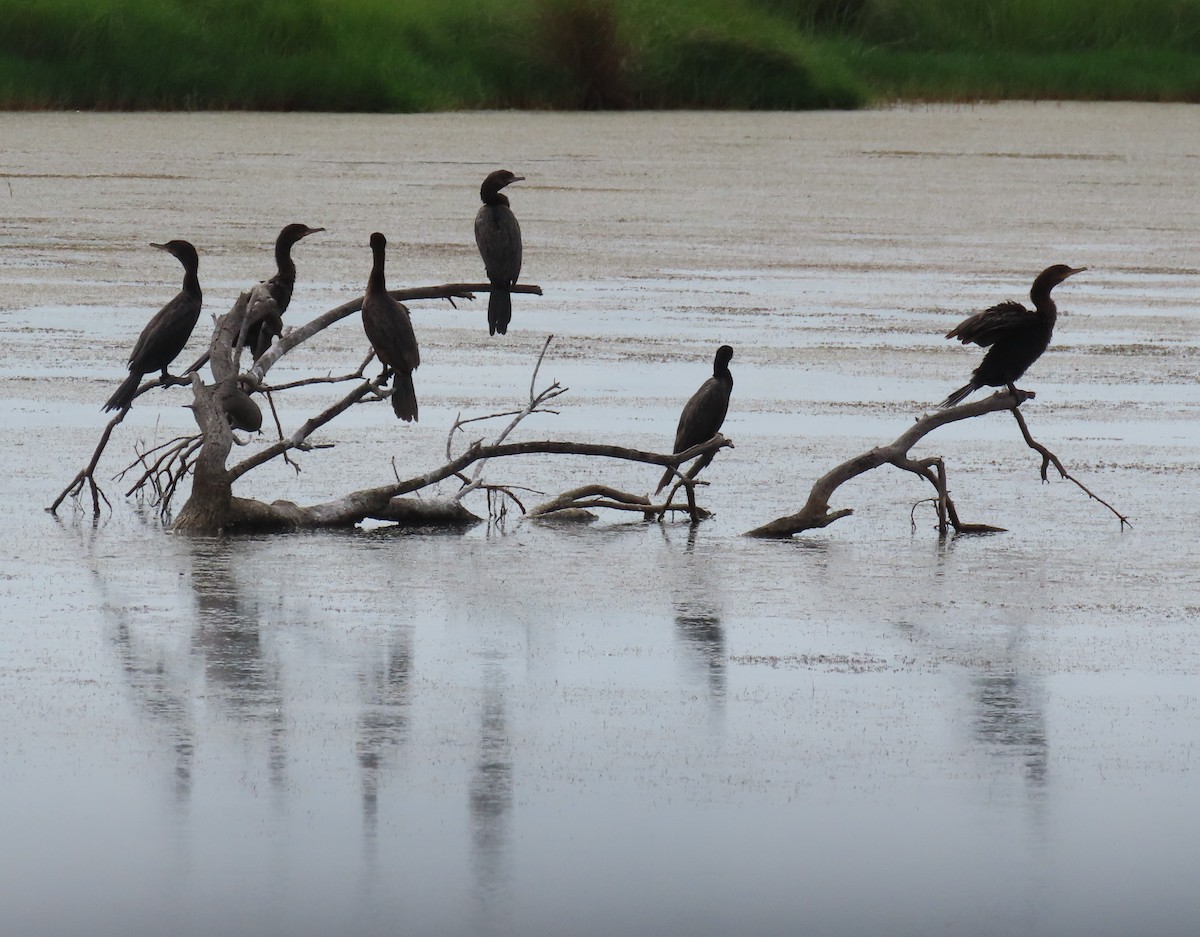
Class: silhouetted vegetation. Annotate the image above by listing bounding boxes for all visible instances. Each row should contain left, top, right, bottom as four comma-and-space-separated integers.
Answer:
2, 0, 1198, 109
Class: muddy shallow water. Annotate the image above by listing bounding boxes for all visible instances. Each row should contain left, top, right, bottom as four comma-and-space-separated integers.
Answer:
2, 105, 1199, 936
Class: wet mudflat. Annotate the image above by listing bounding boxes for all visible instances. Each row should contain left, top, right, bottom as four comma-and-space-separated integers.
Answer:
1, 104, 1199, 936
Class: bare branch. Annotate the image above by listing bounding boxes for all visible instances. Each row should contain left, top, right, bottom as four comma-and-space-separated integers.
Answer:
118, 433, 202, 499
745, 390, 1032, 539
228, 372, 389, 482
528, 484, 712, 521
1009, 407, 1132, 529
48, 409, 126, 516
529, 334, 554, 403
443, 334, 567, 510
178, 434, 731, 534
246, 283, 542, 385
746, 387, 1128, 538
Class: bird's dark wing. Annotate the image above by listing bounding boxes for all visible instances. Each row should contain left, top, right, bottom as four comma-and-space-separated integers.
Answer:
128, 291, 203, 372
945, 300, 1033, 347
243, 282, 283, 357
362, 295, 420, 372
474, 204, 522, 284
263, 270, 295, 314
673, 377, 731, 453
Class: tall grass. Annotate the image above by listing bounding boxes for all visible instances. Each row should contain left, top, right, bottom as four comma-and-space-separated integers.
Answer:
0, 0, 1197, 109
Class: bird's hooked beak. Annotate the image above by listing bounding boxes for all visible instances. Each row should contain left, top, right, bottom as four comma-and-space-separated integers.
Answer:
1063, 266, 1087, 279
505, 175, 526, 188
150, 242, 168, 252
303, 226, 325, 237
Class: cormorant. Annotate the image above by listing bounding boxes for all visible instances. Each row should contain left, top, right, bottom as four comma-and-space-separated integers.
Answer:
939, 264, 1085, 408
217, 379, 263, 433
244, 223, 324, 360
103, 240, 203, 412
361, 232, 420, 422
656, 345, 734, 494
474, 169, 524, 336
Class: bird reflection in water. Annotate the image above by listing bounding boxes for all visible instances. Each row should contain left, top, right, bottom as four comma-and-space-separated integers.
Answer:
187, 538, 288, 793
470, 661, 513, 929
974, 670, 1048, 791
112, 619, 197, 804
103, 537, 287, 806
356, 639, 412, 848
671, 526, 727, 713
87, 519, 196, 805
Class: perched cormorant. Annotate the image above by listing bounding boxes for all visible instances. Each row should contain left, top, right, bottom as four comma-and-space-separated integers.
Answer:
656, 345, 734, 494
244, 223, 324, 360
103, 240, 203, 412
474, 169, 524, 336
217, 379, 263, 433
939, 264, 1085, 408
361, 232, 420, 422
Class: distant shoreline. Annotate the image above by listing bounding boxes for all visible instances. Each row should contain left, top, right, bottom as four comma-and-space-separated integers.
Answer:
2, 0, 1198, 111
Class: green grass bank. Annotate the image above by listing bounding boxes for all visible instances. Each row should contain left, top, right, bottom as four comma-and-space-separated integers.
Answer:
2, 0, 1199, 110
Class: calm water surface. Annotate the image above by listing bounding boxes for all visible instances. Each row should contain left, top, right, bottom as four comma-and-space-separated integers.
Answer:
1, 105, 1199, 936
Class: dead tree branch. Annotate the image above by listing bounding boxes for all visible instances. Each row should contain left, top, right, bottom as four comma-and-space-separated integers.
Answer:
747, 388, 1129, 539
227, 373, 389, 483
119, 434, 203, 507
1009, 407, 1132, 529
178, 435, 731, 534
48, 410, 123, 516
746, 390, 1028, 539
527, 484, 713, 522
245, 283, 543, 386
447, 334, 567, 508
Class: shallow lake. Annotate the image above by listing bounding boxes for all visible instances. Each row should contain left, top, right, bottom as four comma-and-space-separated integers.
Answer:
1, 104, 1199, 936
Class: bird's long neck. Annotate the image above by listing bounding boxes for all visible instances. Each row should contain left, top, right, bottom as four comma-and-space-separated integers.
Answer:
274, 240, 297, 289
1030, 283, 1058, 322
368, 243, 387, 294
481, 189, 510, 207
182, 260, 201, 301
715, 360, 733, 389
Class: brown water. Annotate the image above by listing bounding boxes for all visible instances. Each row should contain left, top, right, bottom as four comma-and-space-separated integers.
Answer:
1, 105, 1199, 937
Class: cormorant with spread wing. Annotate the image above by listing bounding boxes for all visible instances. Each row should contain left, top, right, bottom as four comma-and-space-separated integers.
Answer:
940, 264, 1085, 408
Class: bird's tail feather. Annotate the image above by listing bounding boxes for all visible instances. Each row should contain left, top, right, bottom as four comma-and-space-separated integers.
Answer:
103, 371, 142, 412
488, 287, 511, 337
939, 382, 977, 409
655, 467, 675, 495
392, 369, 418, 422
